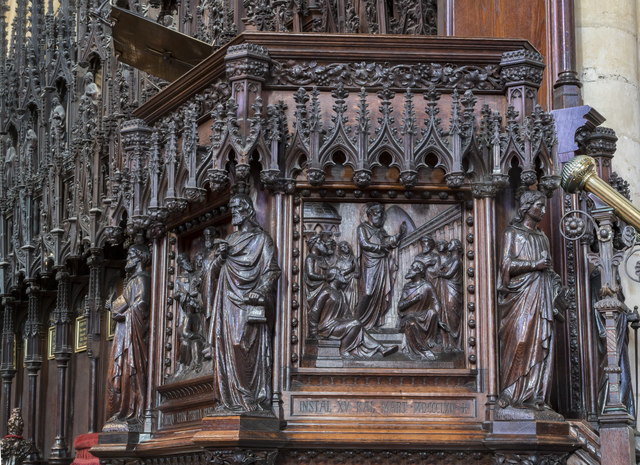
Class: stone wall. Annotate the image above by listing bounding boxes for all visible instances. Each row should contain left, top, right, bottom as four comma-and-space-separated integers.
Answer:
576, 0, 640, 417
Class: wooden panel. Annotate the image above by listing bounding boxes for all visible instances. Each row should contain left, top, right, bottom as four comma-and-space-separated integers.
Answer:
451, 0, 552, 108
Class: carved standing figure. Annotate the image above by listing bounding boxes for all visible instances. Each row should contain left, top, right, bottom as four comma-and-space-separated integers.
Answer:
497, 190, 566, 410
304, 234, 329, 311
105, 243, 151, 428
398, 260, 441, 360
438, 239, 463, 350
310, 267, 398, 357
204, 194, 281, 412
355, 203, 407, 329
334, 240, 359, 307
175, 253, 205, 374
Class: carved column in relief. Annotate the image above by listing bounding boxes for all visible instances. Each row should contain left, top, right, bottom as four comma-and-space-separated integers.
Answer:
500, 50, 544, 126
471, 182, 500, 420
50, 269, 72, 464
0, 296, 16, 436
86, 249, 103, 433
23, 282, 42, 463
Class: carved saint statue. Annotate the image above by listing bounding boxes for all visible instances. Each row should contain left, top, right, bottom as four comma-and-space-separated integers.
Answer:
497, 190, 567, 410
309, 267, 398, 357
355, 203, 407, 329
175, 253, 205, 374
438, 239, 463, 351
105, 244, 151, 427
398, 260, 441, 360
0, 408, 34, 465
204, 194, 281, 412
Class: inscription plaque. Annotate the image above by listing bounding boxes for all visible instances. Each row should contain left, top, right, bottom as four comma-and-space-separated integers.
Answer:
291, 396, 475, 418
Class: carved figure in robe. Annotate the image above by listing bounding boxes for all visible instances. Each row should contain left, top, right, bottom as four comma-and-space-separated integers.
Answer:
200, 226, 221, 324
4, 145, 16, 190
497, 190, 567, 410
355, 203, 407, 329
175, 253, 205, 374
105, 244, 151, 426
304, 234, 329, 311
414, 235, 440, 284
437, 239, 463, 350
204, 194, 281, 412
310, 267, 398, 357
0, 408, 34, 465
398, 260, 441, 360
334, 240, 359, 307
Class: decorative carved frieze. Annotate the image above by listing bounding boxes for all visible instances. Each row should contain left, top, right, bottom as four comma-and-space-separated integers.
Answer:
271, 60, 504, 90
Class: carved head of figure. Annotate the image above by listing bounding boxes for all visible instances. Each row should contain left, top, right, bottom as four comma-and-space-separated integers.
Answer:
514, 189, 547, 225
406, 260, 426, 281
126, 244, 151, 273
229, 194, 257, 227
337, 241, 353, 257
324, 237, 337, 257
177, 253, 194, 274
307, 234, 326, 255
365, 203, 386, 228
447, 239, 462, 255
194, 252, 204, 271
420, 235, 435, 253
203, 227, 218, 251
7, 408, 24, 436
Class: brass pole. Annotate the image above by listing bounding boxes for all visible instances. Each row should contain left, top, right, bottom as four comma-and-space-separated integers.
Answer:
561, 155, 640, 230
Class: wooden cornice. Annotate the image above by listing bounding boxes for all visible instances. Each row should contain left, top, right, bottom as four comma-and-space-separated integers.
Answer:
133, 32, 537, 124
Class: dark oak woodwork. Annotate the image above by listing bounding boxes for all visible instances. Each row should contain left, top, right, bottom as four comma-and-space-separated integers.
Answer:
0, 0, 637, 464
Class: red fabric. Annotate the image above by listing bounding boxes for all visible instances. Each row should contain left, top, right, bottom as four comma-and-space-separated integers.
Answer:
71, 433, 100, 465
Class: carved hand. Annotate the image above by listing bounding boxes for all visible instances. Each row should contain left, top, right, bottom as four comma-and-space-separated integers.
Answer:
216, 241, 229, 260
534, 257, 551, 270
245, 291, 265, 306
